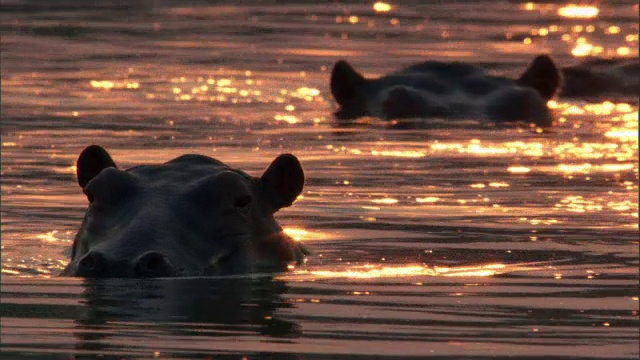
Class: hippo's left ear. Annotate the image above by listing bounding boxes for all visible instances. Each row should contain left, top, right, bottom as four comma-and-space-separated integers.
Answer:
517, 54, 561, 100
331, 60, 367, 108
261, 154, 304, 212
77, 145, 117, 188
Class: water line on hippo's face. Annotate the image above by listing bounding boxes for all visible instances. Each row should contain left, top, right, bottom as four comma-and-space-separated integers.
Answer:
206, 231, 311, 275
207, 245, 239, 270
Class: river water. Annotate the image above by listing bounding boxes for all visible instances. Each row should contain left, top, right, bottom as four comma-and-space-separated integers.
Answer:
1, 0, 638, 359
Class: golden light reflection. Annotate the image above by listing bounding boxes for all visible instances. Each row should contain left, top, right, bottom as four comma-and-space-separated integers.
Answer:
489, 182, 510, 188
51, 165, 77, 175
605, 26, 621, 35
508, 166, 531, 174
370, 149, 426, 158
558, 163, 592, 173
430, 143, 463, 151
560, 20, 638, 58
283, 227, 328, 242
584, 101, 620, 115
467, 143, 509, 155
371, 197, 399, 205
607, 200, 635, 212
571, 38, 604, 57
617, 47, 631, 56
553, 195, 638, 216
553, 142, 636, 161
274, 114, 299, 124
605, 130, 638, 142
90, 80, 140, 90
373, 2, 392, 13
91, 80, 114, 89
35, 230, 70, 244
293, 262, 546, 280
289, 87, 321, 100
599, 164, 634, 172
416, 197, 440, 203
217, 79, 232, 87
350, 291, 371, 295
615, 103, 633, 113
36, 230, 59, 242
527, 218, 561, 225
558, 5, 599, 18
330, 129, 628, 164
430, 141, 544, 157
165, 72, 324, 106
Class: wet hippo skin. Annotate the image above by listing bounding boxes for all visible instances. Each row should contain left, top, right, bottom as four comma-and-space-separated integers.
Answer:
559, 57, 640, 99
330, 54, 560, 127
61, 145, 309, 278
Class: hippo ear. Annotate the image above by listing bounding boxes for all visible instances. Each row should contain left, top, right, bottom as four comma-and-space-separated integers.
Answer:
77, 145, 117, 188
330, 60, 367, 108
516, 54, 561, 100
261, 154, 304, 212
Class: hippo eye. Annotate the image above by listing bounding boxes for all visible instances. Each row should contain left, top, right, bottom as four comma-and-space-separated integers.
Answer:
234, 195, 252, 209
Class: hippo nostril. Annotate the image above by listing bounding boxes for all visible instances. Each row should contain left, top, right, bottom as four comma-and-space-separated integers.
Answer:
136, 251, 171, 276
78, 251, 106, 274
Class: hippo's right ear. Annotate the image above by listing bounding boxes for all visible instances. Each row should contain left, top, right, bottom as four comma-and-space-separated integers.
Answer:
330, 60, 367, 108
76, 145, 117, 188
261, 154, 304, 212
517, 54, 561, 100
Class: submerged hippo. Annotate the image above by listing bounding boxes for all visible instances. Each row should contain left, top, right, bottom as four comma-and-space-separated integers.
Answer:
61, 145, 309, 278
560, 57, 640, 99
330, 54, 560, 127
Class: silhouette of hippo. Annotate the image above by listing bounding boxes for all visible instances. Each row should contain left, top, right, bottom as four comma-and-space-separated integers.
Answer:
330, 54, 560, 127
560, 57, 639, 99
61, 145, 308, 278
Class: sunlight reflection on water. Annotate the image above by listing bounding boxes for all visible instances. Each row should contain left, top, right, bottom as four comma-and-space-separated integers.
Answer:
1, 0, 638, 358
289, 261, 550, 280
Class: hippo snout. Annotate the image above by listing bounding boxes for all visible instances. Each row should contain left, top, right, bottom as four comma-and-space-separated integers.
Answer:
73, 250, 176, 278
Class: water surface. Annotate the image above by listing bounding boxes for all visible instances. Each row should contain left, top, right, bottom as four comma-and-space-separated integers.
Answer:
1, 0, 638, 358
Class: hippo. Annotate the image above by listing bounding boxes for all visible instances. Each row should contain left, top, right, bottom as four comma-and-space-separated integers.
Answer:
61, 145, 309, 278
560, 57, 640, 99
330, 54, 560, 127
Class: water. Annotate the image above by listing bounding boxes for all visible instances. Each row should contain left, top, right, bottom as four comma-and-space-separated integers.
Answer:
1, 0, 638, 358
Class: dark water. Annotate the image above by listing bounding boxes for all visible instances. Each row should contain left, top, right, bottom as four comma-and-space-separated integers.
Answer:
1, 0, 638, 358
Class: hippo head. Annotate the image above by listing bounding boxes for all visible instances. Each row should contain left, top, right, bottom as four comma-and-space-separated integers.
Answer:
61, 145, 308, 278
329, 54, 561, 124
